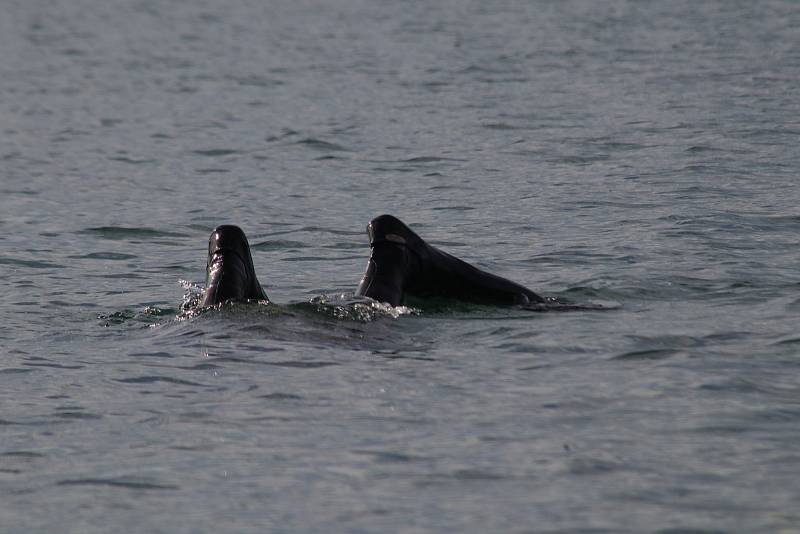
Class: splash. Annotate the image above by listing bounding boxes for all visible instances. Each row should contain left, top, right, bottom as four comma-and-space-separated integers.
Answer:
178, 279, 205, 314
306, 293, 419, 321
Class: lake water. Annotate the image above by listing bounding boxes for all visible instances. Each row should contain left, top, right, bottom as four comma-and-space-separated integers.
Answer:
2, 0, 800, 532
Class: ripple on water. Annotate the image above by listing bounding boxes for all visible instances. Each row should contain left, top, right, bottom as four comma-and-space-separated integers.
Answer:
53, 410, 102, 420
613, 348, 682, 361
191, 149, 240, 157
0, 257, 65, 269
1, 451, 46, 458
69, 252, 138, 260
294, 138, 349, 151
114, 376, 213, 387
351, 450, 430, 464
56, 478, 180, 491
78, 227, 189, 240
0, 368, 34, 374
107, 156, 157, 164
258, 393, 304, 400
22, 361, 84, 370
202, 355, 338, 369
250, 239, 306, 251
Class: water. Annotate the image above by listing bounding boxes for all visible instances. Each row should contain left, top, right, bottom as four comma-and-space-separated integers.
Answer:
2, 0, 800, 531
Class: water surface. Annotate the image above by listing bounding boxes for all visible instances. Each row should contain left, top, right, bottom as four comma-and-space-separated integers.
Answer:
2, 0, 800, 532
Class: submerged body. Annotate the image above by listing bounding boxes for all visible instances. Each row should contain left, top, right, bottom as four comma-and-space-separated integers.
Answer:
201, 215, 542, 307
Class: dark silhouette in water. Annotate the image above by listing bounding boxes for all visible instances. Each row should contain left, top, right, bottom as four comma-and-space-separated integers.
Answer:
201, 215, 542, 307
354, 215, 543, 306
200, 225, 268, 307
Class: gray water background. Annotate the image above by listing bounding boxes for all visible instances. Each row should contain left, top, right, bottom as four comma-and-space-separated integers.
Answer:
2, 0, 800, 532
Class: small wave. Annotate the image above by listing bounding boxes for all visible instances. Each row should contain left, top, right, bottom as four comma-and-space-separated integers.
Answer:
191, 148, 239, 157
23, 361, 84, 370
403, 156, 463, 163
1, 451, 45, 458
251, 239, 306, 251
370, 165, 417, 173
99, 305, 178, 328
568, 457, 625, 475
108, 156, 156, 165
177, 299, 283, 323
522, 295, 619, 312
259, 393, 303, 400
265, 128, 299, 142
0, 418, 50, 427
351, 449, 427, 464
130, 351, 175, 359
302, 294, 419, 321
686, 144, 725, 154
57, 477, 179, 490
296, 225, 362, 237
114, 376, 211, 387
0, 257, 64, 269
261, 360, 339, 369
612, 348, 679, 361
431, 206, 476, 211
482, 122, 523, 130
295, 138, 348, 151
78, 227, 188, 240
54, 411, 102, 420
70, 252, 138, 260
231, 75, 283, 87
